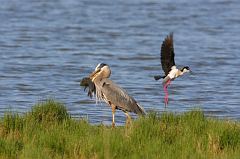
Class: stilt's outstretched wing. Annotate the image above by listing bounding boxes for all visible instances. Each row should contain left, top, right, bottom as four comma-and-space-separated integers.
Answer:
161, 33, 175, 75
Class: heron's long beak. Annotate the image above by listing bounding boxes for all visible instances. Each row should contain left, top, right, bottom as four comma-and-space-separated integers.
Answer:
89, 68, 101, 80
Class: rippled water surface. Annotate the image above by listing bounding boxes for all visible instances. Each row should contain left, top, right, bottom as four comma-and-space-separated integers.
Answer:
0, 0, 239, 124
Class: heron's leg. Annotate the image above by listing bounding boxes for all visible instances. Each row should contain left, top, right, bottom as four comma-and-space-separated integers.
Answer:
124, 112, 132, 127
111, 105, 116, 128
163, 80, 171, 107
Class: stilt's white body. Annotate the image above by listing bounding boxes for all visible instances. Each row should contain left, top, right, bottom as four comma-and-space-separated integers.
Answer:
168, 66, 178, 79
163, 66, 179, 84
163, 66, 189, 85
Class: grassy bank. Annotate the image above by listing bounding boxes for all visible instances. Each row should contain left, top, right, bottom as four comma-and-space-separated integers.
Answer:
0, 100, 239, 159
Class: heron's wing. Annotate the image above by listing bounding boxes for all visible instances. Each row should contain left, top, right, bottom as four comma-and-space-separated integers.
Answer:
80, 77, 96, 98
161, 33, 175, 75
101, 79, 145, 115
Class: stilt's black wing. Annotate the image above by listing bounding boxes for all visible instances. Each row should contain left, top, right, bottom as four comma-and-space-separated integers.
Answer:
160, 33, 175, 75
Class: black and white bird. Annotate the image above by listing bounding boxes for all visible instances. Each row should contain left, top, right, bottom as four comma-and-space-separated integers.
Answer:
154, 33, 190, 107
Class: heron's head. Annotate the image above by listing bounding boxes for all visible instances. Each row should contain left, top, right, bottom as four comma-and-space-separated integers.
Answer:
180, 66, 190, 73
89, 63, 111, 81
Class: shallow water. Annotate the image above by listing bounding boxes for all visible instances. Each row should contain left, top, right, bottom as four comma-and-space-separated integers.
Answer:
0, 0, 239, 124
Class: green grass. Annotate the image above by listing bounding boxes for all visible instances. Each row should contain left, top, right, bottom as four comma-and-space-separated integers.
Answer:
0, 100, 239, 159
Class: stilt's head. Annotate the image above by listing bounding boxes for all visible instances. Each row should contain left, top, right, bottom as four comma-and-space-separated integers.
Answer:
180, 66, 190, 73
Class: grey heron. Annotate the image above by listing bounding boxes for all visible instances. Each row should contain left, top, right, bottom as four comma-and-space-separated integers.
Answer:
154, 33, 190, 107
81, 63, 146, 127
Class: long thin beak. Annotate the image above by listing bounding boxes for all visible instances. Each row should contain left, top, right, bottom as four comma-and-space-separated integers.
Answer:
89, 68, 100, 80
189, 70, 194, 75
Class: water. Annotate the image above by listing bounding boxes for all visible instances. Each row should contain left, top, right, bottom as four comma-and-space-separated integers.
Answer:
0, 0, 239, 124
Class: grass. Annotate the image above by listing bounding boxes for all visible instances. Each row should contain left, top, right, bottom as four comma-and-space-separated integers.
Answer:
0, 99, 239, 159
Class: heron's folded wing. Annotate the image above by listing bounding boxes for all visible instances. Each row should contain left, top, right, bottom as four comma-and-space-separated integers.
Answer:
101, 79, 145, 115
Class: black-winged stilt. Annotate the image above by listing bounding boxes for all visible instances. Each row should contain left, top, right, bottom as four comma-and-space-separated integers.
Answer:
154, 33, 190, 107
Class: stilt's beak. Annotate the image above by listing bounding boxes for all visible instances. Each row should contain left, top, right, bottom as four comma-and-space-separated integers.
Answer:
89, 68, 101, 80
189, 69, 195, 75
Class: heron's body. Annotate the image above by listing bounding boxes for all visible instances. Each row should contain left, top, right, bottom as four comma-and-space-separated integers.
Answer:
82, 63, 145, 127
96, 79, 145, 115
154, 33, 190, 107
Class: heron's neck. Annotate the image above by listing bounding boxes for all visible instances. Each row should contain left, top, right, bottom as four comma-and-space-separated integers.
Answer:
93, 77, 105, 104
93, 70, 110, 83
92, 73, 104, 83
92, 77, 101, 83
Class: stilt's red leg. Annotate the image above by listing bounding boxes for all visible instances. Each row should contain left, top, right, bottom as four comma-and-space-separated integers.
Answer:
163, 84, 168, 106
163, 80, 171, 107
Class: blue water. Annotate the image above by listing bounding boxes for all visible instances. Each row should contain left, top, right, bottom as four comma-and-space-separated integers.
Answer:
0, 0, 239, 125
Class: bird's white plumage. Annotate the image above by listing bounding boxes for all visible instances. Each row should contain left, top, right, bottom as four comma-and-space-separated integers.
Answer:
95, 63, 101, 71
171, 66, 177, 70
168, 67, 178, 79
